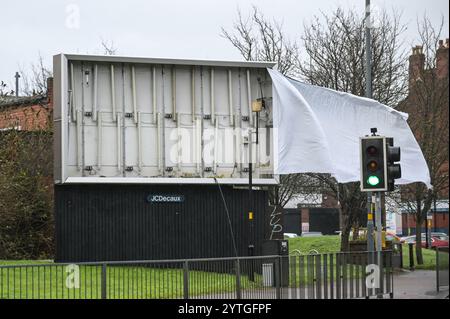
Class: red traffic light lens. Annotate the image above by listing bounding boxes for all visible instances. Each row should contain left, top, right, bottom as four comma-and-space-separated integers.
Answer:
367, 161, 378, 171
367, 146, 377, 156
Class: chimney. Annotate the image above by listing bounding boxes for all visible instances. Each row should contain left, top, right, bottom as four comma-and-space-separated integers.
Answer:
436, 38, 449, 80
409, 45, 425, 90
46, 77, 54, 110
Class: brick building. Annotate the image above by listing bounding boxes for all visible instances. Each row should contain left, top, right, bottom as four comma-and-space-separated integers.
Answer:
397, 39, 449, 235
0, 78, 53, 131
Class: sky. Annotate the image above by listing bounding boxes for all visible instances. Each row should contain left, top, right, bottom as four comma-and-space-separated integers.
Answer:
0, 0, 448, 91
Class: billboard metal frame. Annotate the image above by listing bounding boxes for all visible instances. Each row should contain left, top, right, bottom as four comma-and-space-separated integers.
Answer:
53, 53, 278, 185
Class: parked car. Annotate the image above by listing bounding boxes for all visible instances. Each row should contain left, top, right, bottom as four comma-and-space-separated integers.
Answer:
400, 236, 416, 243
301, 232, 323, 237
431, 232, 448, 237
385, 232, 402, 243
284, 233, 299, 239
431, 233, 449, 241
401, 233, 448, 248
420, 237, 449, 248
400, 233, 447, 243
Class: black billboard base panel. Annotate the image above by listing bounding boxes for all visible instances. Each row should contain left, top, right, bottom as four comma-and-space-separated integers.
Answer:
54, 183, 269, 263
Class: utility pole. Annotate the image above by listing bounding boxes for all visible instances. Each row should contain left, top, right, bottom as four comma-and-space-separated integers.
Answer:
248, 128, 254, 258
14, 72, 20, 97
365, 0, 375, 255
365, 1, 383, 298
247, 122, 255, 282
248, 99, 261, 280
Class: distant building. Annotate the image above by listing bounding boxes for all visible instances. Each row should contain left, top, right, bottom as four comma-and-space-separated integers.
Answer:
396, 40, 449, 236
397, 40, 449, 198
0, 78, 53, 131
401, 200, 449, 235
283, 192, 340, 236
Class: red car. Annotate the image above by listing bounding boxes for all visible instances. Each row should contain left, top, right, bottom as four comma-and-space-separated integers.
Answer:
420, 236, 449, 248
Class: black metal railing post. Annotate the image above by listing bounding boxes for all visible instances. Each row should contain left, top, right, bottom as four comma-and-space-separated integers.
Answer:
290, 256, 297, 299
235, 259, 242, 299
408, 243, 415, 270
436, 247, 440, 292
183, 261, 189, 299
101, 263, 107, 299
388, 251, 394, 299
399, 244, 403, 269
275, 257, 281, 299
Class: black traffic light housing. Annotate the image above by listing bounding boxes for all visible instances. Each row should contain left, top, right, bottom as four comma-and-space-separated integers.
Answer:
360, 136, 402, 192
386, 137, 401, 192
360, 136, 387, 192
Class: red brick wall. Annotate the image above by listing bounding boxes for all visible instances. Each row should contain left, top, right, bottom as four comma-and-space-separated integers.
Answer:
0, 104, 51, 130
301, 208, 309, 223
0, 78, 53, 131
402, 212, 449, 229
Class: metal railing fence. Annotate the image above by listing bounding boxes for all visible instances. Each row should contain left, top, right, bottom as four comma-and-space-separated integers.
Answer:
0, 251, 393, 299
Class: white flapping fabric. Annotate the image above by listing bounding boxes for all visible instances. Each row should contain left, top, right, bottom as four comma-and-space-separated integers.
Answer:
268, 68, 431, 188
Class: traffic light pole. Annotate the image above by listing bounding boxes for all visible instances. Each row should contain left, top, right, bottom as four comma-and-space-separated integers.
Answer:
367, 193, 375, 252
365, 0, 375, 256
375, 191, 383, 298
248, 127, 255, 282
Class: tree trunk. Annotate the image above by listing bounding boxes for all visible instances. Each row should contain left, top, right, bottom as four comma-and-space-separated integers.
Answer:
415, 218, 424, 265
340, 208, 352, 252
341, 227, 351, 252
352, 224, 360, 241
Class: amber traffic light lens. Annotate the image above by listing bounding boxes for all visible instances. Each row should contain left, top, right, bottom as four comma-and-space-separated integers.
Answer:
367, 146, 377, 156
367, 161, 378, 171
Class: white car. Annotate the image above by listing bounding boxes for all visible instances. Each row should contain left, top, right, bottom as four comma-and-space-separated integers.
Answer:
284, 233, 299, 238
301, 232, 323, 237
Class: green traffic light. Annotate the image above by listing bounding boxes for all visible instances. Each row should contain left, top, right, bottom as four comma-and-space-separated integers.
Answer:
367, 175, 380, 186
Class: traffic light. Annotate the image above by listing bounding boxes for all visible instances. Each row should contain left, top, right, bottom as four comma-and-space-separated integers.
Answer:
360, 136, 387, 192
385, 137, 401, 192
360, 136, 402, 192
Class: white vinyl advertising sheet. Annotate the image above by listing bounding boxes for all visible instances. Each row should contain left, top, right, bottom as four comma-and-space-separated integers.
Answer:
268, 68, 431, 188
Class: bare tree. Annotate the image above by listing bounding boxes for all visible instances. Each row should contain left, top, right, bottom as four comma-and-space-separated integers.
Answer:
18, 53, 52, 96
300, 8, 408, 106
221, 6, 301, 76
222, 6, 305, 213
396, 16, 449, 264
269, 174, 319, 207
0, 81, 13, 97
298, 8, 409, 250
101, 38, 118, 56
223, 6, 409, 250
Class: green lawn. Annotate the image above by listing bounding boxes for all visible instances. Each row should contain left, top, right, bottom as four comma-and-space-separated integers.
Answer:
287, 235, 386, 286
288, 235, 341, 254
0, 236, 441, 299
401, 244, 442, 270
288, 236, 439, 271
0, 263, 265, 299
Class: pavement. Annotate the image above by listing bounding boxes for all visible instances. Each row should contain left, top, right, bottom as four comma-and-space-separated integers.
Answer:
392, 270, 449, 299
193, 269, 449, 300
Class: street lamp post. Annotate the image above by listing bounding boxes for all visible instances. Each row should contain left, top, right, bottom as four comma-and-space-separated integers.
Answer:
248, 99, 263, 259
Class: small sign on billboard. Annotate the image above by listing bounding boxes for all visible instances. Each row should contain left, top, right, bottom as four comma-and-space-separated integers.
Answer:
147, 194, 185, 203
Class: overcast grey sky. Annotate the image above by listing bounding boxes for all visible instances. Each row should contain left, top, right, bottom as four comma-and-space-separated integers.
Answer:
1, 0, 448, 90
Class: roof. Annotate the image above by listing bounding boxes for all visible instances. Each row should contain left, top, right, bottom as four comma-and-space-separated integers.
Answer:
0, 95, 47, 110
58, 53, 277, 69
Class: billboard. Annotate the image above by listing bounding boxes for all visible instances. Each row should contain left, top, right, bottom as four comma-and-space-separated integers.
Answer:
53, 54, 277, 185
